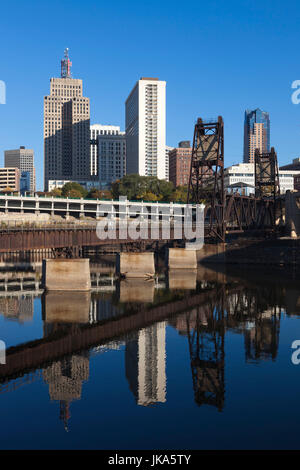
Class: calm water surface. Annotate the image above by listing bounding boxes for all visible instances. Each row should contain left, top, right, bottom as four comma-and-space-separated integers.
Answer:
0, 264, 299, 449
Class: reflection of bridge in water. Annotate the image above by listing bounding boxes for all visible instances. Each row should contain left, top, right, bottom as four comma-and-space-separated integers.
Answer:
0, 267, 298, 427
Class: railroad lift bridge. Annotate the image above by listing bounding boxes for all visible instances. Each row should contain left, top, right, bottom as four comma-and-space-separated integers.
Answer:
187, 116, 283, 242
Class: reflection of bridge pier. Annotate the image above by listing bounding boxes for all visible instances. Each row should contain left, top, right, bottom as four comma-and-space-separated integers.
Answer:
42, 291, 91, 325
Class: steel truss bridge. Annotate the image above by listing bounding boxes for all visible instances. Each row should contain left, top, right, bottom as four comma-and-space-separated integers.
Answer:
187, 116, 283, 241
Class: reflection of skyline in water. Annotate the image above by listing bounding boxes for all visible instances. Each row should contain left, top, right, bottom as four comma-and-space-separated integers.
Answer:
0, 266, 298, 430
43, 353, 90, 431
125, 322, 166, 406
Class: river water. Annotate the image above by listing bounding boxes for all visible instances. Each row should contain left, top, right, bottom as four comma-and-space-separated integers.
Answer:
0, 263, 299, 450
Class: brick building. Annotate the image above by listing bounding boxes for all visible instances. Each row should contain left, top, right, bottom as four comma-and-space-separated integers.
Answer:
169, 141, 192, 187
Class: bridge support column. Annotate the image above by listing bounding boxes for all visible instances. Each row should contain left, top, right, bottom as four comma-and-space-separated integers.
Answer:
196, 243, 226, 263
42, 258, 91, 291
285, 191, 300, 238
116, 252, 155, 278
167, 248, 197, 269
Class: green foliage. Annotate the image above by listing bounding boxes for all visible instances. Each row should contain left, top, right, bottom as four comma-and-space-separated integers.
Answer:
67, 188, 84, 199
111, 174, 174, 202
139, 192, 160, 202
61, 182, 87, 198
170, 185, 188, 203
49, 188, 62, 197
87, 188, 112, 200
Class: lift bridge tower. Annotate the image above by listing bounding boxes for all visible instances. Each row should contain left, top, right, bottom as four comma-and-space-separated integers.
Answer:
187, 117, 225, 241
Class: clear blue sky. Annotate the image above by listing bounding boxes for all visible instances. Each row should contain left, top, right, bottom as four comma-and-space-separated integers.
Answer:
0, 0, 300, 190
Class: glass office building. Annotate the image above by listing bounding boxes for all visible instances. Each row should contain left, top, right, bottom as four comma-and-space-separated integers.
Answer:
243, 108, 270, 163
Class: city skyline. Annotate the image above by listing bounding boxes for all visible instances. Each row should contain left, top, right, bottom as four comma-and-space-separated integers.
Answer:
1, 0, 300, 190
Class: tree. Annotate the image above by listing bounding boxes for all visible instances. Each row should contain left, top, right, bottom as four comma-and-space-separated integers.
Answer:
61, 182, 87, 198
170, 185, 188, 203
139, 192, 160, 202
87, 188, 112, 200
147, 177, 174, 201
111, 174, 174, 202
111, 174, 148, 200
1, 187, 15, 194
49, 188, 62, 197
67, 188, 84, 199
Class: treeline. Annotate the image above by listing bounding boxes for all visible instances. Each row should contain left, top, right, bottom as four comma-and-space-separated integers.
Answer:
37, 182, 112, 200
36, 175, 189, 203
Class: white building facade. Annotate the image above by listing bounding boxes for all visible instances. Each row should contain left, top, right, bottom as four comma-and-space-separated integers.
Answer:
125, 77, 166, 179
224, 162, 300, 194
48, 179, 100, 191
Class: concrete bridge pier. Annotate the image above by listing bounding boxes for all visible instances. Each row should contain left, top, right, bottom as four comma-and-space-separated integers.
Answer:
285, 191, 300, 238
116, 252, 155, 278
167, 248, 197, 269
42, 258, 91, 291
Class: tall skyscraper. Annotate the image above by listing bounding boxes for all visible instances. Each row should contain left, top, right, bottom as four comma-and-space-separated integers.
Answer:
44, 49, 90, 191
4, 146, 36, 192
243, 108, 270, 163
125, 77, 166, 179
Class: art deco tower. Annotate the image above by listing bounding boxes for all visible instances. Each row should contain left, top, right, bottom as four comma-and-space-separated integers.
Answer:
44, 49, 90, 191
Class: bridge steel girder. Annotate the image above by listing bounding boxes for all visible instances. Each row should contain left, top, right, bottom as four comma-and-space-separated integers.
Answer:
188, 116, 225, 242
224, 194, 257, 233
255, 147, 281, 228
188, 116, 282, 241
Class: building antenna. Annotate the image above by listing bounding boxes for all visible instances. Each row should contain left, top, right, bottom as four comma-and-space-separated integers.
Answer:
61, 48, 72, 78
